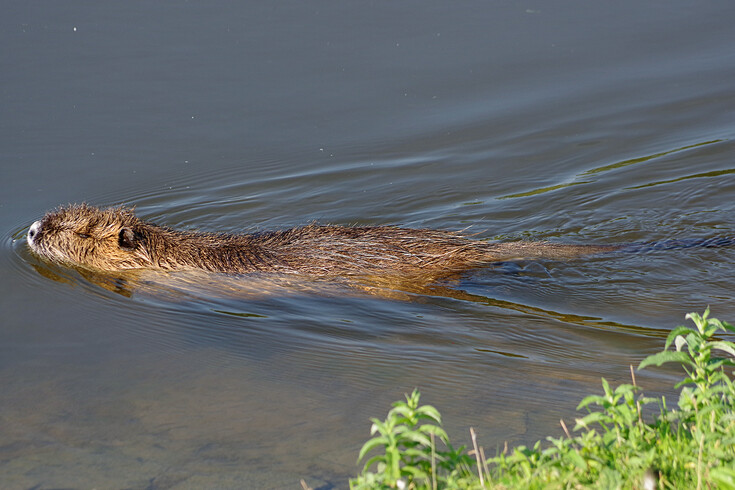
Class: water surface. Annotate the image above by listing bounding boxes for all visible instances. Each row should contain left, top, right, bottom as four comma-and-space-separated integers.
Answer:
2, 1, 735, 488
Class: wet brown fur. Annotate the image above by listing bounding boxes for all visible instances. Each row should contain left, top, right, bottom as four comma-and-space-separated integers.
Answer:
27, 204, 620, 279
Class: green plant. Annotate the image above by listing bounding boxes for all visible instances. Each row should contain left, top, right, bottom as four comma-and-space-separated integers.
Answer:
490, 309, 735, 488
638, 309, 735, 488
351, 388, 476, 489
347, 310, 735, 489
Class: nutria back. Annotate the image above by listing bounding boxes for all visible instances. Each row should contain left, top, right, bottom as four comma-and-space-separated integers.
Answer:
27, 204, 619, 279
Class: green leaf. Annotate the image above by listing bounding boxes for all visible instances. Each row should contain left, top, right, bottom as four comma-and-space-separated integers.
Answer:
639, 350, 694, 370
357, 436, 389, 463
390, 404, 413, 417
711, 467, 735, 489
709, 341, 735, 358
673, 376, 696, 389
415, 404, 443, 424
401, 464, 429, 479
567, 450, 587, 470
398, 431, 432, 447
686, 311, 706, 334
574, 412, 611, 430
613, 383, 637, 396
720, 320, 735, 334
418, 424, 449, 444
666, 326, 696, 349
577, 394, 606, 410
600, 377, 612, 395
370, 418, 387, 436
360, 454, 386, 474
401, 447, 429, 460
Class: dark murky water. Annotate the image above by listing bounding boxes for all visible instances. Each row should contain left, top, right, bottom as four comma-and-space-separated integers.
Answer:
2, 1, 735, 488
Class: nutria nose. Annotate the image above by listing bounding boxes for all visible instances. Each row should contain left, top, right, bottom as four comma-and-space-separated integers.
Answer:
28, 220, 41, 243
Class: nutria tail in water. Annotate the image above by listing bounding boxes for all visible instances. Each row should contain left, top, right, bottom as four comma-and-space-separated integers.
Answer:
617, 236, 735, 253
25, 204, 729, 279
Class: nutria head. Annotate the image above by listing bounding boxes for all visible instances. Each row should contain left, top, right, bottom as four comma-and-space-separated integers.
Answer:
27, 204, 154, 271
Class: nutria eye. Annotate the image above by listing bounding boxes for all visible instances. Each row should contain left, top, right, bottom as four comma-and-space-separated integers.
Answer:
118, 227, 137, 250
77, 233, 91, 239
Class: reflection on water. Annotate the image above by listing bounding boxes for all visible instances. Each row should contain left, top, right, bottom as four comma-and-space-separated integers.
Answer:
2, 0, 735, 487
21, 243, 684, 342
498, 139, 725, 200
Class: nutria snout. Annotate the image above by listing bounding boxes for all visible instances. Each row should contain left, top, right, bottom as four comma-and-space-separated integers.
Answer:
28, 221, 40, 243
28, 204, 622, 278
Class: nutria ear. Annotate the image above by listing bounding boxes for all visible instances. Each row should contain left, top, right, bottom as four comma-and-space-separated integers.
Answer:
118, 227, 137, 250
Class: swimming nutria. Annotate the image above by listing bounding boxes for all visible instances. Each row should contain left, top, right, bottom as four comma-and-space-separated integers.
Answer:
27, 204, 627, 280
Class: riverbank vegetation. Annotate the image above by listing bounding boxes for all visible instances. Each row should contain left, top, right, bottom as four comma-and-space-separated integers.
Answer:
346, 310, 735, 489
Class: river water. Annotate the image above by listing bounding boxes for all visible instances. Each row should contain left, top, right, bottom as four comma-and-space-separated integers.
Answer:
2, 1, 735, 488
